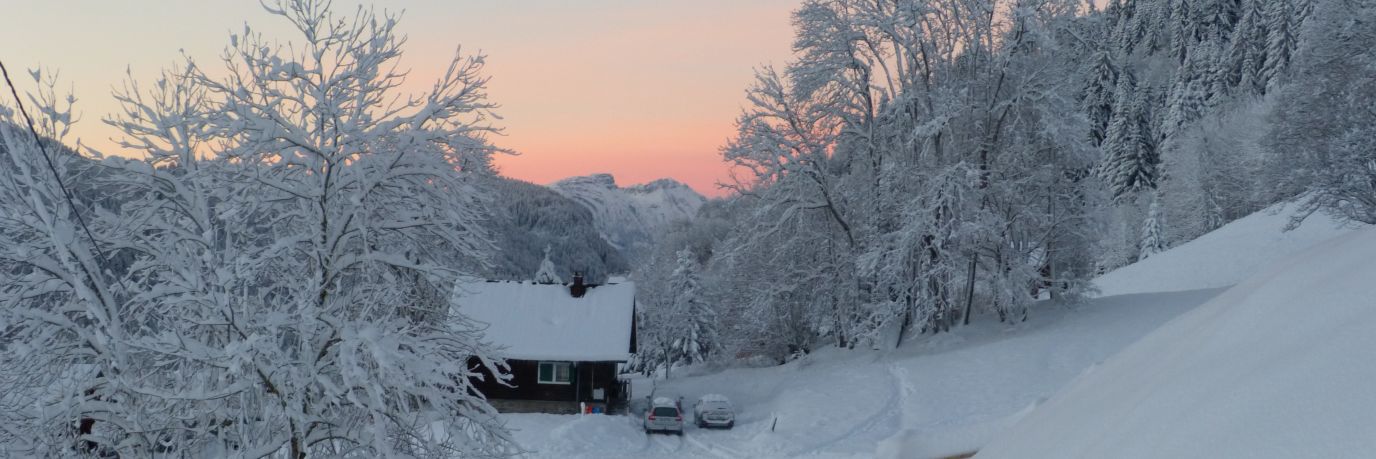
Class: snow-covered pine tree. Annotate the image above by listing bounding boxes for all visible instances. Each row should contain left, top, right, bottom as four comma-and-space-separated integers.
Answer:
533, 245, 563, 284
1164, 48, 1207, 138
1197, 0, 1241, 42
1166, 0, 1196, 64
1238, 0, 1265, 94
1102, 68, 1158, 202
1129, 0, 1168, 54
1105, 0, 1125, 31
1295, 0, 1317, 25
1262, 0, 1297, 90
670, 248, 714, 365
1083, 49, 1118, 147
1139, 194, 1168, 259
1114, 0, 1144, 53
1202, 41, 1232, 108
1229, 0, 1268, 95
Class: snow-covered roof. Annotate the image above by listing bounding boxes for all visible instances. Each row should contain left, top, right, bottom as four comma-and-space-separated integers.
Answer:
452, 279, 635, 362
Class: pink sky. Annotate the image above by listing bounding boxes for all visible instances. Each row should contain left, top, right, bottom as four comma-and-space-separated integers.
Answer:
1, 1, 802, 197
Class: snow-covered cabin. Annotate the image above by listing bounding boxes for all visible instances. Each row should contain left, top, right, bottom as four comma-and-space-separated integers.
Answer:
453, 274, 636, 413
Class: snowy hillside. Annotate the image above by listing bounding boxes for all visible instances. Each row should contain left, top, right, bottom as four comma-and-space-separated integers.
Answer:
550, 174, 706, 263
1094, 201, 1360, 296
502, 205, 1367, 458
980, 226, 1376, 458
505, 289, 1221, 458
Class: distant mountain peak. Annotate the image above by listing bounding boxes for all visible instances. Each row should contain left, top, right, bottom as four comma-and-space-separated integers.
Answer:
549, 173, 706, 264
555, 173, 619, 189
631, 178, 696, 193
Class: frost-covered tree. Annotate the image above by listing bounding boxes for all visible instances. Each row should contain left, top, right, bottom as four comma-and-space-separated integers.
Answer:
533, 245, 563, 284
1083, 50, 1119, 147
669, 249, 714, 364
0, 72, 136, 458
1166, 0, 1196, 64
0, 1, 517, 457
1266, 0, 1376, 225
632, 251, 687, 377
1164, 50, 1208, 138
1139, 194, 1168, 259
714, 0, 1101, 352
1197, 0, 1241, 42
1101, 69, 1158, 201
1228, 0, 1269, 95
1262, 0, 1298, 89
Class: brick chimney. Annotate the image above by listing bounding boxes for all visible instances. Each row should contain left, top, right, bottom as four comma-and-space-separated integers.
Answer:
569, 272, 587, 298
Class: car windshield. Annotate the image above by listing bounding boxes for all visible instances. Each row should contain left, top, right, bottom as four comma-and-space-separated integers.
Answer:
704, 401, 731, 410
652, 407, 678, 417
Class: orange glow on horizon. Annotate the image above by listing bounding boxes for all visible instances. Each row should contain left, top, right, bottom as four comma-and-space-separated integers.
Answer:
2, 1, 801, 199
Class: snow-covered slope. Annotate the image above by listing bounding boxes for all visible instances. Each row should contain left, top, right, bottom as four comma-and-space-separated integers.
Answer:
979, 227, 1376, 458
497, 204, 1367, 458
504, 289, 1223, 458
1093, 201, 1357, 296
549, 174, 705, 263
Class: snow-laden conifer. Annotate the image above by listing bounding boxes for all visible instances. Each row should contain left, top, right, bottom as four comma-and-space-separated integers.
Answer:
533, 246, 563, 284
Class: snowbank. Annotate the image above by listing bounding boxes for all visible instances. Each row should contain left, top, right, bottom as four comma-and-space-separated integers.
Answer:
1093, 202, 1359, 297
979, 227, 1376, 458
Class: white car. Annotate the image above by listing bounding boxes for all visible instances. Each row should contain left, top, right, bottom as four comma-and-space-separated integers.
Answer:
693, 394, 735, 429
644, 397, 684, 435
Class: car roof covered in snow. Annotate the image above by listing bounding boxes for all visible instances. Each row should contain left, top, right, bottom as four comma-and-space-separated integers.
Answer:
698, 394, 731, 403
652, 397, 677, 407
452, 278, 635, 362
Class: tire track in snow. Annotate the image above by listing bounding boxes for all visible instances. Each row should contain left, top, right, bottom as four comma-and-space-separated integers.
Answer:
649, 431, 686, 454
682, 430, 744, 458
890, 364, 912, 429
635, 429, 656, 454
796, 363, 905, 455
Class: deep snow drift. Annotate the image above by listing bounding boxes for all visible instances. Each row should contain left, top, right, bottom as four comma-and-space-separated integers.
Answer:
979, 226, 1376, 458
497, 205, 1364, 458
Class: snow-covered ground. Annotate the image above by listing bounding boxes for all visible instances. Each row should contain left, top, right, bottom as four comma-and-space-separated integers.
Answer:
980, 225, 1376, 458
499, 203, 1365, 458
504, 288, 1221, 458
1092, 201, 1359, 297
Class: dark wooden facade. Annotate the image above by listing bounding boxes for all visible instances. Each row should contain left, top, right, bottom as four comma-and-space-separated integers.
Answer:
471, 358, 629, 413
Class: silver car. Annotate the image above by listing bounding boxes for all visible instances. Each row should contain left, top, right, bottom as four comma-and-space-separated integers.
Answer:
644, 397, 684, 435
693, 394, 735, 429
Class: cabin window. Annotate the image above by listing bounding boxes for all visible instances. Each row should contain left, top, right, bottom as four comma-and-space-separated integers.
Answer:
537, 361, 571, 384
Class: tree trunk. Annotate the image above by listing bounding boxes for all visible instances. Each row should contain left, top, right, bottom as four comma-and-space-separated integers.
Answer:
962, 255, 978, 326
